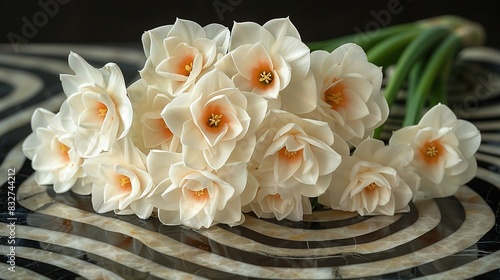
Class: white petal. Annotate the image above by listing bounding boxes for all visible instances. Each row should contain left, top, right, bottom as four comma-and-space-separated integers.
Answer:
279, 72, 317, 114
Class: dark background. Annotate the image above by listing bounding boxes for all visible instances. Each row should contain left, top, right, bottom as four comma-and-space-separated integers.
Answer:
1, 0, 499, 48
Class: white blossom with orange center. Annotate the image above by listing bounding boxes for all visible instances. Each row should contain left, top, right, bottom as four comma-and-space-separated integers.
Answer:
23, 108, 88, 194
244, 184, 312, 222
139, 18, 230, 96
127, 80, 180, 153
216, 42, 291, 104
251, 110, 349, 202
82, 137, 154, 219
219, 17, 317, 114
59, 52, 133, 158
389, 104, 481, 198
161, 69, 267, 170
306, 43, 389, 146
319, 138, 419, 216
146, 150, 258, 229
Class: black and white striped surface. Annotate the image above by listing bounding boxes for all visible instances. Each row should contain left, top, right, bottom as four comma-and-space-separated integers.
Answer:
0, 44, 499, 279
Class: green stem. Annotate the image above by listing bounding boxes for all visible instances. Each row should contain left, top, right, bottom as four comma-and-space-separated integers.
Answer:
408, 57, 425, 99
373, 26, 450, 139
383, 26, 450, 110
403, 33, 463, 126
367, 27, 424, 68
428, 56, 451, 107
307, 22, 417, 52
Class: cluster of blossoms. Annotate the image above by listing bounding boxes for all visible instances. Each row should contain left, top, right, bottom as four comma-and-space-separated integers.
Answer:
23, 18, 481, 229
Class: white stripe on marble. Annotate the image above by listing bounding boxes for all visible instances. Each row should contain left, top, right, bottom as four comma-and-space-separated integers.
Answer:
476, 167, 500, 190
0, 261, 50, 280
238, 212, 401, 241
478, 144, 500, 156
0, 68, 43, 111
199, 198, 438, 257
459, 47, 500, 65
15, 176, 348, 279
481, 132, 500, 143
0, 245, 125, 280
17, 173, 440, 258
334, 186, 495, 279
302, 209, 358, 222
0, 43, 145, 67
0, 224, 202, 280
473, 120, 500, 131
0, 54, 72, 75
0, 93, 66, 138
476, 153, 500, 170
16, 174, 47, 201
460, 104, 500, 119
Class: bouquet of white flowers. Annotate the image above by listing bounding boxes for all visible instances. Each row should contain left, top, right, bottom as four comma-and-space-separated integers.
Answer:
23, 16, 483, 229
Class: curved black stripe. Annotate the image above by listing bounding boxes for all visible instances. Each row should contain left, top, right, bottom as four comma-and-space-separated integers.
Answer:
18, 51, 144, 86
0, 61, 140, 120
5, 194, 243, 279
472, 268, 500, 279
164, 197, 464, 267
0, 124, 32, 165
466, 177, 500, 254
361, 243, 481, 279
0, 64, 62, 120
1, 165, 241, 279
477, 159, 500, 173
219, 203, 415, 249
0, 80, 13, 98
0, 253, 81, 279
47, 185, 464, 268
477, 146, 500, 156
245, 210, 373, 229
0, 237, 164, 280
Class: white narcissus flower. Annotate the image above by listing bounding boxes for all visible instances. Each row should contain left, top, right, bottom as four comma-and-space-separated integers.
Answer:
216, 42, 291, 101
320, 138, 419, 216
162, 69, 267, 170
307, 43, 389, 146
244, 184, 312, 222
59, 52, 133, 158
389, 103, 481, 198
82, 137, 154, 219
146, 150, 258, 229
219, 17, 316, 114
248, 110, 349, 220
140, 18, 230, 95
127, 79, 180, 153
22, 108, 89, 194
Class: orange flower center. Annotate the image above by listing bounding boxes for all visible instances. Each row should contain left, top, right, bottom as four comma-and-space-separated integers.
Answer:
252, 63, 274, 89
158, 118, 173, 141
324, 79, 347, 110
365, 182, 379, 192
259, 71, 273, 84
97, 102, 108, 118
59, 143, 70, 162
118, 176, 132, 192
191, 188, 208, 202
278, 147, 302, 163
208, 113, 223, 127
419, 139, 444, 165
178, 56, 194, 76
202, 105, 227, 132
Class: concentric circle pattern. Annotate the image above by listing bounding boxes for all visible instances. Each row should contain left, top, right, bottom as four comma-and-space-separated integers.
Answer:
1, 44, 499, 279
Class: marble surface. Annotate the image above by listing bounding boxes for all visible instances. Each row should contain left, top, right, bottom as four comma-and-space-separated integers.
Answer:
0, 44, 500, 279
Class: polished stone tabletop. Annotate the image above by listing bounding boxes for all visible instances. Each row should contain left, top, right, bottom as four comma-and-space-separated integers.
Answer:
0, 44, 499, 279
